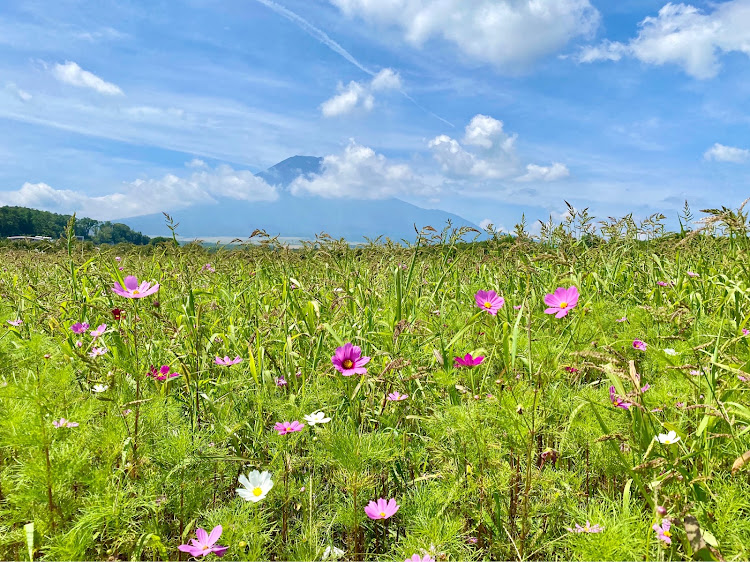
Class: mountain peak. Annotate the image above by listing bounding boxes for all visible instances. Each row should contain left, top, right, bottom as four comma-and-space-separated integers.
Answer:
256, 155, 322, 188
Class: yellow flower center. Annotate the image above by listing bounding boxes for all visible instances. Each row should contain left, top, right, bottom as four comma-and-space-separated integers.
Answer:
663, 438, 672, 444
132, 289, 140, 295
663, 530, 671, 537
483, 302, 492, 308
342, 359, 353, 369
253, 487, 263, 496
379, 511, 386, 517
559, 301, 568, 309
202, 545, 209, 550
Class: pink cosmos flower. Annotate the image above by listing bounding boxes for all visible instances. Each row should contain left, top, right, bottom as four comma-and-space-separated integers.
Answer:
89, 347, 108, 357
275, 376, 287, 387
657, 281, 670, 287
743, 329, 750, 336
633, 339, 647, 351
90, 323, 107, 338
178, 525, 228, 558
331, 343, 370, 376
609, 386, 632, 410
274, 421, 305, 435
215, 356, 242, 366
475, 290, 504, 315
615, 316, 627, 323
564, 366, 579, 374
567, 521, 603, 534
53, 418, 79, 428
147, 365, 179, 381
202, 263, 216, 272
687, 271, 699, 278
513, 305, 523, 310
653, 519, 672, 544
70, 322, 89, 334
75, 340, 83, 348
7, 319, 22, 326
115, 256, 121, 262
387, 391, 408, 401
405, 555, 435, 562
364, 498, 399, 520
543, 286, 579, 318
112, 275, 160, 299
454, 353, 484, 368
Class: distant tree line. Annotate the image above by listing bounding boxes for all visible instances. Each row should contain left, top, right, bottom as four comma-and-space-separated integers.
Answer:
0, 206, 152, 245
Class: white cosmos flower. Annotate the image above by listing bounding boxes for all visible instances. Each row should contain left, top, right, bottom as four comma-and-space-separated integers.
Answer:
663, 348, 678, 356
322, 545, 345, 560
657, 430, 681, 445
304, 411, 331, 426
237, 470, 273, 503
92, 384, 109, 393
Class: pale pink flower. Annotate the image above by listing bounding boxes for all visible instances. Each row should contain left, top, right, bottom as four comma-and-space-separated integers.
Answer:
387, 391, 408, 401
215, 356, 242, 366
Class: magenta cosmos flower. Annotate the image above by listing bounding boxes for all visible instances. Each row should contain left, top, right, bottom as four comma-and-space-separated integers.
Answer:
274, 420, 305, 435
364, 498, 399, 520
70, 322, 89, 334
178, 525, 228, 558
609, 386, 632, 410
633, 339, 647, 351
454, 353, 484, 368
387, 391, 408, 401
474, 290, 504, 315
405, 555, 435, 562
653, 519, 672, 544
331, 343, 370, 376
147, 365, 179, 381
544, 286, 579, 318
112, 275, 160, 299
215, 356, 242, 366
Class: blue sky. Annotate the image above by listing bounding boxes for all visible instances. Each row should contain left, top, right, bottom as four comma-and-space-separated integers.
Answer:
1, 0, 749, 232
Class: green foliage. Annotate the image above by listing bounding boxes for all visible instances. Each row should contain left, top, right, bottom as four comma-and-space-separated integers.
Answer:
1, 209, 750, 561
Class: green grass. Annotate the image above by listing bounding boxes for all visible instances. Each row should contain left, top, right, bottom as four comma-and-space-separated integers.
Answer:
1, 214, 750, 561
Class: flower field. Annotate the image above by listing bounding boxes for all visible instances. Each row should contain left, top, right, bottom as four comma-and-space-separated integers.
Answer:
1, 216, 750, 561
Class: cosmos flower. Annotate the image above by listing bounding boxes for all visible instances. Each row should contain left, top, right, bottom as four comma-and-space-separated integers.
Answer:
364, 498, 399, 520
202, 264, 216, 272
609, 386, 632, 410
275, 376, 287, 387
686, 271, 699, 278
111, 308, 124, 321
147, 365, 179, 381
331, 343, 370, 376
215, 356, 242, 366
237, 470, 273, 503
475, 290, 504, 315
7, 319, 22, 326
178, 526, 228, 558
89, 347, 108, 358
112, 275, 160, 299
657, 281, 671, 287
303, 411, 331, 426
387, 391, 408, 401
70, 322, 89, 334
454, 353, 484, 368
90, 324, 107, 338
657, 431, 680, 445
615, 316, 627, 323
567, 521, 603, 533
92, 384, 109, 393
653, 519, 672, 544
274, 421, 305, 435
405, 555, 435, 562
633, 340, 647, 351
53, 418, 79, 428
543, 287, 579, 318
322, 546, 345, 560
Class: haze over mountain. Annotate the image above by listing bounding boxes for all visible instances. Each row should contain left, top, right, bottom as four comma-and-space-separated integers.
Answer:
123, 156, 482, 242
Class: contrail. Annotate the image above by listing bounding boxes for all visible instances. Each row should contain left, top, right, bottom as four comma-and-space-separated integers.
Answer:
253, 0, 454, 128
253, 0, 374, 76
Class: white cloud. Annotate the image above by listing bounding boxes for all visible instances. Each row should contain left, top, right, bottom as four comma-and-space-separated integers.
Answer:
320, 68, 401, 117
329, 0, 600, 69
0, 165, 278, 220
186, 158, 207, 168
578, 1, 750, 79
52, 61, 123, 95
516, 162, 570, 182
5, 82, 32, 101
289, 140, 434, 198
428, 114, 519, 179
704, 143, 750, 163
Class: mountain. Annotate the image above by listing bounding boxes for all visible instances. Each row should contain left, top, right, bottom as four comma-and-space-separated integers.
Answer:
122, 156, 481, 242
